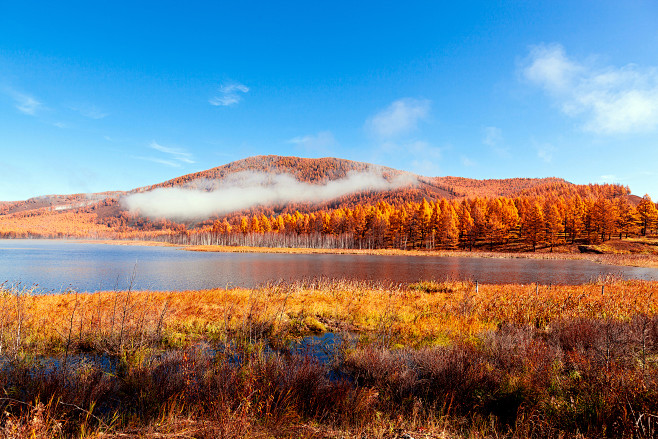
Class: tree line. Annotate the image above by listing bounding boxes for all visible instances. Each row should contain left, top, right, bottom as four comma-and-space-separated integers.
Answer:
178, 193, 658, 251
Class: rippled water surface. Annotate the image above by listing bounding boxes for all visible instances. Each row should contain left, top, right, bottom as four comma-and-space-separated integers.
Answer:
0, 239, 656, 293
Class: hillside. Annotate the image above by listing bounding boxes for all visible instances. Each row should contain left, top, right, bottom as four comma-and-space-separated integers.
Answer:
0, 155, 575, 220
149, 155, 569, 198
135, 155, 593, 215
0, 155, 641, 245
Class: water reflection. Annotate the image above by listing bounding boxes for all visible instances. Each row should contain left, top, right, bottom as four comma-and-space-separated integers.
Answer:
0, 239, 655, 293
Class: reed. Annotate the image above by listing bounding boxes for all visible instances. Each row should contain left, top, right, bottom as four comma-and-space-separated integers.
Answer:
1, 278, 657, 437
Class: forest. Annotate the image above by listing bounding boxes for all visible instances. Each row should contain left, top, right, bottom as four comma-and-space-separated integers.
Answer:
1, 182, 657, 253
1, 155, 657, 253
134, 182, 658, 253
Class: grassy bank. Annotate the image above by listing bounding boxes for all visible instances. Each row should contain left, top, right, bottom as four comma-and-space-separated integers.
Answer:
9, 236, 655, 270
185, 242, 658, 268
57, 235, 658, 268
1, 279, 658, 437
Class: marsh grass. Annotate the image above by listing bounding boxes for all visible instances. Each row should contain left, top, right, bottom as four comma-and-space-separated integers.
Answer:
185, 242, 658, 268
1, 278, 658, 437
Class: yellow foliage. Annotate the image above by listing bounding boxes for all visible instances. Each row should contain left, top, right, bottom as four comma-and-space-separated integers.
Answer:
2, 278, 656, 354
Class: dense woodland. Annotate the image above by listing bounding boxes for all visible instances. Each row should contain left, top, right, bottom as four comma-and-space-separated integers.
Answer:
6, 184, 654, 253
1, 155, 657, 252
2, 184, 657, 252
178, 190, 658, 251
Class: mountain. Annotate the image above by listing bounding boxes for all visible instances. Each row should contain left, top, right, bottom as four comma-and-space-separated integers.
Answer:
0, 155, 631, 239
134, 155, 579, 213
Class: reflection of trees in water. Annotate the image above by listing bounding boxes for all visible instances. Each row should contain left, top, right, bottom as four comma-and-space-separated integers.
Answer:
1, 242, 654, 293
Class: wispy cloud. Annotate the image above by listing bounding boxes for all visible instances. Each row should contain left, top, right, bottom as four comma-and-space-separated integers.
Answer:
461, 155, 476, 167
149, 141, 195, 164
482, 127, 510, 157
209, 82, 249, 106
123, 170, 417, 220
366, 98, 431, 139
535, 142, 556, 163
483, 126, 502, 147
483, 126, 510, 156
3, 87, 43, 115
70, 103, 108, 119
133, 156, 182, 168
599, 174, 619, 183
288, 131, 337, 153
522, 43, 658, 134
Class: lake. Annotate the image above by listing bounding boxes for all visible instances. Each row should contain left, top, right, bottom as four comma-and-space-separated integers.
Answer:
0, 239, 656, 293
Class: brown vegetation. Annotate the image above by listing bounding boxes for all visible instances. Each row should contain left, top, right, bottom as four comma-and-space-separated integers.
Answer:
1, 279, 658, 437
4, 156, 656, 258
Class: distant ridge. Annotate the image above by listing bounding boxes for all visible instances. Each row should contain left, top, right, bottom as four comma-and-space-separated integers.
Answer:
145, 156, 405, 189
0, 155, 632, 236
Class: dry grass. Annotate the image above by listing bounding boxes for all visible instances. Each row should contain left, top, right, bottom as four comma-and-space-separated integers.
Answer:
68, 237, 658, 268
2, 279, 658, 438
184, 242, 658, 268
2, 278, 658, 355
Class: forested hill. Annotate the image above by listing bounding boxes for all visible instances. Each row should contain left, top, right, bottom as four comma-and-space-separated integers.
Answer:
139, 155, 628, 211
147, 156, 403, 188
147, 155, 568, 197
0, 155, 642, 244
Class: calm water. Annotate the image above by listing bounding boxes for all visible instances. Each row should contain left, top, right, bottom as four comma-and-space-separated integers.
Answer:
0, 239, 656, 293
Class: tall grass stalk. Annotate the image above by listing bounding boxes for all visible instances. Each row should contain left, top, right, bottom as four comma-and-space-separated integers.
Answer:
0, 278, 657, 437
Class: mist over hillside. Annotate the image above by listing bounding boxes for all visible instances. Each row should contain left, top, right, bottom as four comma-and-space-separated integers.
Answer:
0, 155, 636, 240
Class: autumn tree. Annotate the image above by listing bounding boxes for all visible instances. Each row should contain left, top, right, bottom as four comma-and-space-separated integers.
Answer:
416, 198, 433, 248
499, 198, 520, 244
523, 201, 545, 251
389, 206, 408, 249
468, 198, 487, 249
590, 197, 616, 242
564, 195, 585, 243
437, 199, 459, 248
637, 194, 658, 236
543, 201, 563, 251
239, 217, 249, 235
457, 200, 475, 250
250, 215, 262, 234
212, 218, 232, 235
615, 197, 637, 238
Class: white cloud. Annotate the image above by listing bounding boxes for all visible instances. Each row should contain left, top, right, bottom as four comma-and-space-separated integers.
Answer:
209, 82, 250, 106
536, 142, 556, 163
483, 126, 503, 147
149, 141, 195, 165
133, 156, 182, 168
70, 104, 108, 119
523, 44, 583, 93
366, 98, 431, 139
122, 170, 417, 220
461, 156, 476, 167
482, 126, 510, 157
522, 43, 658, 134
3, 88, 43, 115
288, 131, 337, 153
600, 174, 619, 182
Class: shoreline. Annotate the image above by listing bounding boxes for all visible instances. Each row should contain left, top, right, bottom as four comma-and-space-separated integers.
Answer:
8, 237, 658, 268
182, 242, 658, 269
2, 278, 658, 437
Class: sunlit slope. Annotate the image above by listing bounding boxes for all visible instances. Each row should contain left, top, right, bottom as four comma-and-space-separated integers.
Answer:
0, 155, 633, 238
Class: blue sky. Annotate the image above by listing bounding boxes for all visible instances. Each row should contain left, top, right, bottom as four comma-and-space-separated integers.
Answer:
1, 1, 657, 201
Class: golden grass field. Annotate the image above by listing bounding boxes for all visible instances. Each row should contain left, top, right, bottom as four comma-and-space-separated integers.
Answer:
2, 278, 658, 438
3, 278, 657, 354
